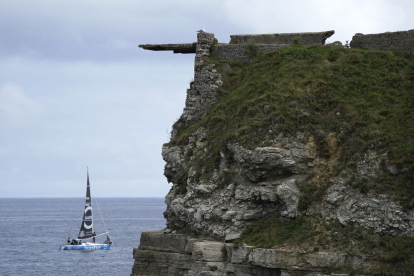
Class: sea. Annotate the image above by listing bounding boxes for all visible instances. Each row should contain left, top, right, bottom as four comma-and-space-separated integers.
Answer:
0, 198, 166, 276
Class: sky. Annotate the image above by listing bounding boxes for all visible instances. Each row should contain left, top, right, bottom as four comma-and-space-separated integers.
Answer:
0, 0, 413, 197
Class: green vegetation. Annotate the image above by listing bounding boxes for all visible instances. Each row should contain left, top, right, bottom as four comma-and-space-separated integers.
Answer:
170, 44, 414, 205
292, 36, 302, 46
175, 169, 188, 194
244, 43, 258, 58
217, 170, 232, 189
234, 217, 316, 249
209, 38, 219, 58
234, 216, 414, 272
297, 172, 330, 211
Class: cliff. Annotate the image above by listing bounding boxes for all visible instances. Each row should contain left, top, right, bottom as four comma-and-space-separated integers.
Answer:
132, 30, 414, 275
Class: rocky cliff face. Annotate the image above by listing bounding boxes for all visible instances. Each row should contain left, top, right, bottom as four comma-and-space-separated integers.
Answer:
162, 131, 317, 241
132, 31, 414, 275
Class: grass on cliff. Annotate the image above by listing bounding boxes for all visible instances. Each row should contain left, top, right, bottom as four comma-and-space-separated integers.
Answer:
170, 44, 414, 206
234, 215, 414, 273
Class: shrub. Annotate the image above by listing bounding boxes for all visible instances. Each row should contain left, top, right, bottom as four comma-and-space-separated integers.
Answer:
293, 36, 302, 46
244, 43, 258, 58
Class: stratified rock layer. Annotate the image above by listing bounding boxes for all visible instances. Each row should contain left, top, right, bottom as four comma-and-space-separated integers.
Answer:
131, 231, 401, 276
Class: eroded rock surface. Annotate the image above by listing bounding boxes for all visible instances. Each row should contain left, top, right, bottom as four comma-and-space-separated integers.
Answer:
325, 179, 414, 237
162, 134, 317, 240
228, 141, 315, 182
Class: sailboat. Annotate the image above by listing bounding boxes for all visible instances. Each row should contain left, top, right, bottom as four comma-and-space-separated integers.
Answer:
59, 169, 112, 250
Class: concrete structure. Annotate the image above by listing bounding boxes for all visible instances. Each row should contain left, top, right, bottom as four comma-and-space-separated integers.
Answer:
229, 30, 335, 45
139, 43, 196, 53
139, 29, 414, 61
139, 30, 336, 63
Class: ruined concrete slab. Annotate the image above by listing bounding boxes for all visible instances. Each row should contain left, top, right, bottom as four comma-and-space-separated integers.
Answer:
139, 43, 196, 53
229, 30, 335, 45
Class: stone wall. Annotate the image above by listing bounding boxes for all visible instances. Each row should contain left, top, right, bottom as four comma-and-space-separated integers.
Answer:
229, 30, 334, 45
213, 44, 288, 63
350, 30, 414, 55
174, 32, 223, 131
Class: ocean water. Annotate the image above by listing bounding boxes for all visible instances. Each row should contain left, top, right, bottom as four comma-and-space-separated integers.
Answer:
0, 198, 166, 276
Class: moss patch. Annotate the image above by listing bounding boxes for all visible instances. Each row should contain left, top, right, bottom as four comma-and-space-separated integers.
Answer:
234, 216, 414, 273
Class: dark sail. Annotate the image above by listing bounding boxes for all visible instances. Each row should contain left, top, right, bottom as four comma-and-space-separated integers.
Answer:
78, 170, 93, 239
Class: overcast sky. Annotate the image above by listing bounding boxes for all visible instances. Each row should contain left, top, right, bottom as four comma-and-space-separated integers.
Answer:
0, 0, 413, 197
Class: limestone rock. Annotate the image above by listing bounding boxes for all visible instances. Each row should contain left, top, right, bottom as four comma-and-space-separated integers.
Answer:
162, 145, 186, 182
139, 230, 191, 254
356, 151, 386, 177
192, 241, 227, 262
325, 179, 414, 237
276, 179, 301, 218
228, 141, 315, 182
132, 249, 192, 276
130, 232, 400, 276
163, 136, 315, 240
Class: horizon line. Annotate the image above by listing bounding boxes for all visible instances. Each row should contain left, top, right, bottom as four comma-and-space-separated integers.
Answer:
0, 196, 165, 199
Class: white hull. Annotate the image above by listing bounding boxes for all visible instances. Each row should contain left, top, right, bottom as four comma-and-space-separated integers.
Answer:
59, 243, 111, 250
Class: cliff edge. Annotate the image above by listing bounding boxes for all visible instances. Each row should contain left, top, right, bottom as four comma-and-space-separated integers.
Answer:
132, 30, 414, 275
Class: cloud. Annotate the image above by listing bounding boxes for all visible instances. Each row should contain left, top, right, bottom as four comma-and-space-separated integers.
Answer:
1, 0, 411, 63
0, 0, 232, 61
221, 0, 410, 43
0, 56, 192, 197
0, 0, 413, 197
104, 39, 132, 50
0, 83, 41, 125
